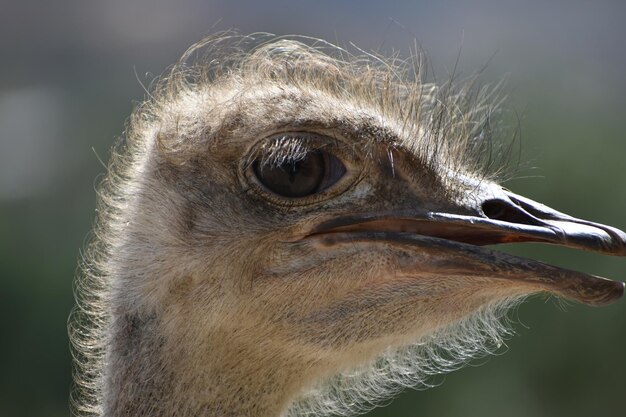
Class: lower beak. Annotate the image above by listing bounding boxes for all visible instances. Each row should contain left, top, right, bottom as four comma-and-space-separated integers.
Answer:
308, 188, 626, 306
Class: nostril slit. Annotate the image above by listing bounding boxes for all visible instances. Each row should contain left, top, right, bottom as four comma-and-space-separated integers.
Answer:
481, 200, 510, 221
481, 199, 541, 225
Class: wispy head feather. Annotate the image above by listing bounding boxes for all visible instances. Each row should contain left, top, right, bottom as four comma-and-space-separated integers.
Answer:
286, 296, 524, 417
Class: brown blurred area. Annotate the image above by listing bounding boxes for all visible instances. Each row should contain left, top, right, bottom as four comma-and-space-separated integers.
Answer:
1, 1, 625, 416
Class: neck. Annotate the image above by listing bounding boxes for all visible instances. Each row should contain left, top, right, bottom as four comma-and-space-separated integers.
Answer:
101, 309, 313, 417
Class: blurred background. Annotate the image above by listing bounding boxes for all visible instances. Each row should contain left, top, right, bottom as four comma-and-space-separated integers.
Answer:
1, 0, 625, 416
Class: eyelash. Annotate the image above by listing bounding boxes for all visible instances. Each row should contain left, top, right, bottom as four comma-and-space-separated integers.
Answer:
255, 135, 315, 168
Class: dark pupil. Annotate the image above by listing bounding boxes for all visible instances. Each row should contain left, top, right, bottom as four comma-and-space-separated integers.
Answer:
254, 151, 325, 197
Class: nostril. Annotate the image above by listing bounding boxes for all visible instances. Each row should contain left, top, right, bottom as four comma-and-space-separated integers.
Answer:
481, 200, 509, 221
481, 199, 542, 225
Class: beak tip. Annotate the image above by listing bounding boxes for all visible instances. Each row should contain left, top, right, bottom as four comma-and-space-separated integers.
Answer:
616, 280, 625, 300
558, 274, 625, 307
591, 279, 625, 306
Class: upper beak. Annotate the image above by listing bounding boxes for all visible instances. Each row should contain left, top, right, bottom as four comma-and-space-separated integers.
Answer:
308, 186, 626, 306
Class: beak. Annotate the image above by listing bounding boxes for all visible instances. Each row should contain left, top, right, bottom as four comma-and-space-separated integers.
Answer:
308, 186, 626, 306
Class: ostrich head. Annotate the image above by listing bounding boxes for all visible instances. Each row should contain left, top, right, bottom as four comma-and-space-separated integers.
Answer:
70, 35, 625, 417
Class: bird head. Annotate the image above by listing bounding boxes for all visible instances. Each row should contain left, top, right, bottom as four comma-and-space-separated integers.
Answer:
97, 36, 625, 415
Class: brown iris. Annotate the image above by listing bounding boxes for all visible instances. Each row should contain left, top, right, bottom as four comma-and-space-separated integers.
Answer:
253, 150, 346, 198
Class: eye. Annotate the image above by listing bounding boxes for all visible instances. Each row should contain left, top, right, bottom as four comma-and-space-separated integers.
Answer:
252, 150, 347, 198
